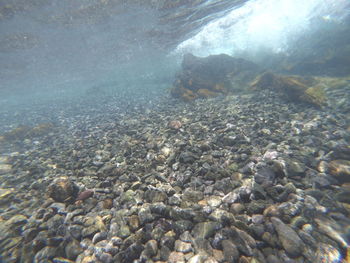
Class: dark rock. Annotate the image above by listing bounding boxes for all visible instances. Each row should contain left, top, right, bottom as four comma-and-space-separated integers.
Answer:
117, 242, 144, 263
285, 159, 306, 178
47, 215, 64, 232
92, 231, 107, 244
173, 220, 194, 235
254, 166, 276, 186
192, 221, 221, 239
67, 225, 83, 240
182, 189, 204, 203
222, 240, 239, 262
271, 217, 303, 258
34, 246, 64, 262
179, 152, 198, 164
230, 227, 255, 256
47, 177, 79, 203
65, 239, 83, 260
144, 188, 167, 203
138, 207, 155, 226
247, 200, 267, 215
143, 239, 158, 258
160, 236, 176, 250
252, 182, 267, 200
328, 160, 350, 183
160, 245, 171, 261
335, 190, 350, 203
171, 53, 260, 101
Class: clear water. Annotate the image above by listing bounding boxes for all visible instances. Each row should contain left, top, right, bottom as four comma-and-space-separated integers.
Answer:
0, 0, 350, 262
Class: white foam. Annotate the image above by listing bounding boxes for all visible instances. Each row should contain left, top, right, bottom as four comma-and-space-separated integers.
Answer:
175, 0, 349, 57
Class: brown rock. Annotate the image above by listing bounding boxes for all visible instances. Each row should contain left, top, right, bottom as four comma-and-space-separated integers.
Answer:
47, 177, 79, 203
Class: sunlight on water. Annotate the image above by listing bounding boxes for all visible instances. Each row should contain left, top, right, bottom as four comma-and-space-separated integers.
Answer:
175, 0, 350, 56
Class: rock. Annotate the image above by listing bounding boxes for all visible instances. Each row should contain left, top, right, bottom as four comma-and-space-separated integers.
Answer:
47, 177, 79, 203
6, 214, 28, 226
168, 251, 186, 263
65, 239, 83, 260
192, 222, 221, 239
144, 188, 167, 203
171, 53, 260, 101
175, 240, 193, 253
315, 217, 348, 248
285, 159, 306, 177
209, 209, 234, 224
173, 220, 194, 234
187, 254, 207, 263
47, 214, 64, 232
34, 246, 64, 262
211, 151, 224, 158
52, 258, 75, 263
92, 231, 107, 244
182, 189, 204, 203
328, 160, 350, 183
98, 253, 113, 263
179, 152, 198, 164
0, 164, 12, 174
271, 217, 303, 257
335, 190, 350, 203
0, 188, 14, 205
315, 243, 342, 263
254, 166, 276, 186
118, 242, 144, 263
76, 190, 94, 201
247, 200, 266, 215
206, 196, 222, 207
67, 225, 83, 240
168, 120, 182, 130
212, 249, 224, 262
222, 240, 239, 262
250, 72, 327, 107
143, 239, 158, 258
138, 207, 155, 225
224, 227, 255, 256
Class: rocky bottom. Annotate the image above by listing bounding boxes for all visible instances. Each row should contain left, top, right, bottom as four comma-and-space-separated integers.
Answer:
0, 90, 349, 263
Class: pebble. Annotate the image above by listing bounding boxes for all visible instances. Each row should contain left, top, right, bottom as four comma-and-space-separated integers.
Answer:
1, 88, 349, 263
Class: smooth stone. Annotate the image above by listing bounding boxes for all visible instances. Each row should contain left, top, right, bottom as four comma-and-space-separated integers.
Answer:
6, 214, 28, 226
92, 231, 107, 244
271, 217, 303, 257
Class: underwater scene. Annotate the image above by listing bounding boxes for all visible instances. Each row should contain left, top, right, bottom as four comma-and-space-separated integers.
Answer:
1, 0, 350, 262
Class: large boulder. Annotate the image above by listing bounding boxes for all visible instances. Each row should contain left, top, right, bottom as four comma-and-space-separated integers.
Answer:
171, 53, 261, 101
